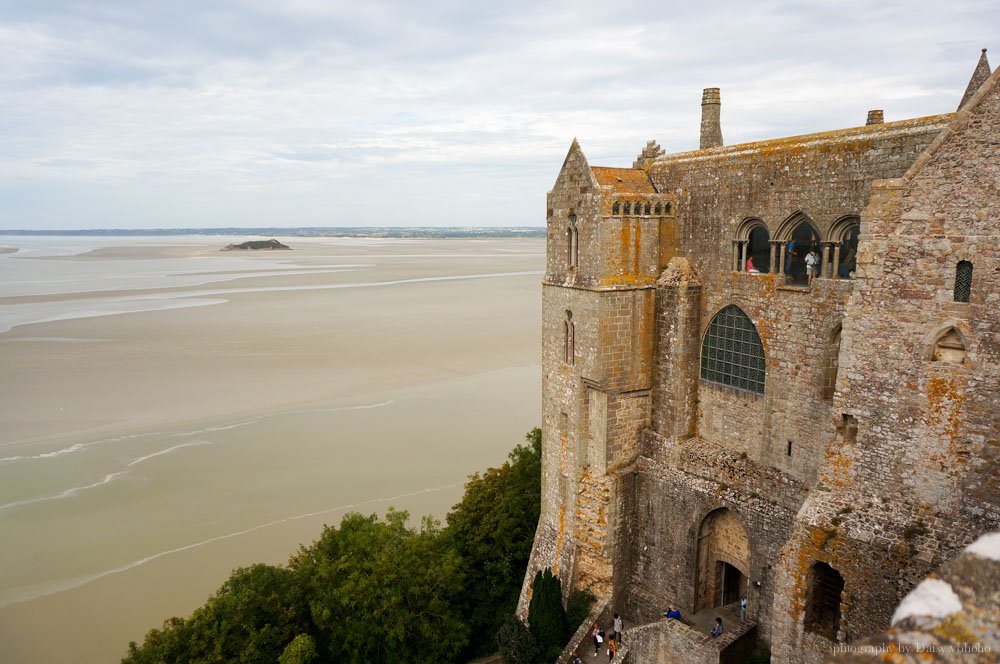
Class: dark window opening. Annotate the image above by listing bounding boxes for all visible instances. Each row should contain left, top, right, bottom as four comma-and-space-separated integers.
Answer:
786, 223, 819, 285
805, 562, 844, 641
747, 226, 771, 273
700, 305, 766, 394
787, 441, 793, 457
612, 201, 621, 215
654, 203, 662, 215
623, 202, 632, 215
839, 226, 860, 279
644, 202, 652, 215
954, 261, 973, 302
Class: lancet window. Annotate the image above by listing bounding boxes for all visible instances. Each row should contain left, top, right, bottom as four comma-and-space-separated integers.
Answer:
564, 311, 575, 365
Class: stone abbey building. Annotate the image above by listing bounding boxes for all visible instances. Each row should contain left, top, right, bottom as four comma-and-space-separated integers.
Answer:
518, 51, 999, 663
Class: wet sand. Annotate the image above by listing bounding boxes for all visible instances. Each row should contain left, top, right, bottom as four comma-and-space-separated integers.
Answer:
0, 237, 543, 663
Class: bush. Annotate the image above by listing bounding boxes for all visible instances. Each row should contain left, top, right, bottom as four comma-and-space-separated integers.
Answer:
497, 615, 540, 664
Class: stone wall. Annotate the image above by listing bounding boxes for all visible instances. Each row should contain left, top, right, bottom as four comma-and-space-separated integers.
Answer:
770, 67, 1000, 663
618, 617, 757, 664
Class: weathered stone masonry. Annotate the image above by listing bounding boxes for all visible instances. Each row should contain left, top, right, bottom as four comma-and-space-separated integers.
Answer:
519, 55, 1000, 664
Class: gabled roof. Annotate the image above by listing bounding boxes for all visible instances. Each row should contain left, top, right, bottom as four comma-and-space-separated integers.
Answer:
591, 167, 655, 194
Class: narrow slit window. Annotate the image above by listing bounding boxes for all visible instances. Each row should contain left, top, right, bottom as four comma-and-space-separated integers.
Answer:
954, 261, 973, 302
564, 312, 575, 365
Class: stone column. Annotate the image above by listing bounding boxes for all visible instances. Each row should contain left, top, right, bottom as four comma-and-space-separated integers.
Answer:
831, 244, 842, 280
769, 242, 777, 274
820, 243, 831, 279
732, 241, 741, 271
778, 243, 787, 276
739, 241, 748, 272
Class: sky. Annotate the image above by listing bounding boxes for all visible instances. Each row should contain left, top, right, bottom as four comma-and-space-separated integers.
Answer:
0, 1, 997, 230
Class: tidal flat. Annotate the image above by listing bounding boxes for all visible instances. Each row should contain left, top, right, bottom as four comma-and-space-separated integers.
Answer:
0, 236, 543, 663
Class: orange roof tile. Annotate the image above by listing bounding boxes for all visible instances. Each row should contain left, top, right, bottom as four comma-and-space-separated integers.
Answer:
591, 167, 655, 194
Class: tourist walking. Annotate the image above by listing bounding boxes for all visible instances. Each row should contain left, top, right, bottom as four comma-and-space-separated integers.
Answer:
612, 613, 624, 644
592, 621, 603, 656
608, 635, 618, 661
740, 593, 748, 621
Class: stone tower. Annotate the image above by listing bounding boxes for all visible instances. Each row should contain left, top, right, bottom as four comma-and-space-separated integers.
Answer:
517, 139, 676, 613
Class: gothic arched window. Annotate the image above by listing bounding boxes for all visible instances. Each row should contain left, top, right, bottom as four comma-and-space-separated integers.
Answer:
954, 261, 973, 303
700, 305, 765, 394
612, 201, 621, 215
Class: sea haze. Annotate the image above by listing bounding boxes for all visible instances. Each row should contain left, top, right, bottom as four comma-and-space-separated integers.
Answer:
0, 235, 543, 664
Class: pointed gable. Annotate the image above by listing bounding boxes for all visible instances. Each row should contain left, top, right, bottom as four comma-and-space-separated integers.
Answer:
896, 62, 1000, 237
958, 48, 992, 110
552, 138, 600, 193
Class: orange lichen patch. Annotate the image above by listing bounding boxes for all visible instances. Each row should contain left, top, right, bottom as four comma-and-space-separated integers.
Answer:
598, 275, 657, 288
592, 167, 655, 193
553, 504, 566, 575
658, 218, 677, 268
925, 375, 967, 441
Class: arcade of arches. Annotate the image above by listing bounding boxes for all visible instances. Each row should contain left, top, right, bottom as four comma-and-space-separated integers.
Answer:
732, 216, 860, 285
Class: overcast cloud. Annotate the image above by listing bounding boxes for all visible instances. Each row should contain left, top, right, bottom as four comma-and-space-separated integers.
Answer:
0, 0, 997, 229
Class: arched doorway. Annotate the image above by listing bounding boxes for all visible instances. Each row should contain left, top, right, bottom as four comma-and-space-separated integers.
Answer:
695, 508, 750, 611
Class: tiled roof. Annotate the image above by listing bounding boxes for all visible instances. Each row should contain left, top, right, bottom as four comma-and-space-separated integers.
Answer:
591, 167, 655, 194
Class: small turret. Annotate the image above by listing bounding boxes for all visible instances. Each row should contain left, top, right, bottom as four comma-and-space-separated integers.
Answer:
866, 109, 884, 125
958, 48, 991, 110
700, 88, 723, 149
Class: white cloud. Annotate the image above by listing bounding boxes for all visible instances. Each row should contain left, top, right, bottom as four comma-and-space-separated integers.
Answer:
0, 0, 997, 228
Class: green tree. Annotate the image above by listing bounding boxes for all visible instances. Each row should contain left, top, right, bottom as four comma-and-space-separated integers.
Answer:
123, 617, 195, 664
122, 563, 309, 664
497, 614, 539, 664
564, 588, 596, 640
290, 509, 469, 663
445, 428, 542, 657
279, 634, 318, 664
527, 567, 566, 661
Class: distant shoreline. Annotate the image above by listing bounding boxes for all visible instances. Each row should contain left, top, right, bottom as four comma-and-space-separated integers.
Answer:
0, 227, 545, 239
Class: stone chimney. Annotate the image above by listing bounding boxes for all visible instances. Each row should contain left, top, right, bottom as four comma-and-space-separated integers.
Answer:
700, 88, 723, 149
866, 109, 884, 125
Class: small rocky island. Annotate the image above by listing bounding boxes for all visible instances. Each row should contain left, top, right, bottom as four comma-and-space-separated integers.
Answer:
221, 238, 291, 251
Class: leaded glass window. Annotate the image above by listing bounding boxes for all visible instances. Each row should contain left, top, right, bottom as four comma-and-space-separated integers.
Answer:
700, 305, 765, 394
954, 261, 973, 303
